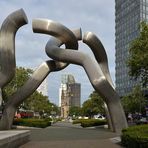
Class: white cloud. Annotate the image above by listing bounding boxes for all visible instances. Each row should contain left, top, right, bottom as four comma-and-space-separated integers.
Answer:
0, 0, 115, 105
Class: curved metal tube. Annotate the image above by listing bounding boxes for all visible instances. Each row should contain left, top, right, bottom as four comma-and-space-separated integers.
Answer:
33, 19, 81, 71
1, 27, 81, 130
7, 28, 81, 107
46, 42, 128, 133
83, 32, 114, 87
32, 19, 79, 49
46, 28, 81, 71
83, 32, 114, 130
0, 9, 28, 88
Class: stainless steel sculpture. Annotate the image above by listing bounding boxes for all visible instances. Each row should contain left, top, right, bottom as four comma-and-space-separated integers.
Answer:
0, 9, 28, 129
0, 9, 127, 134
44, 25, 128, 134
0, 9, 28, 88
0, 9, 81, 130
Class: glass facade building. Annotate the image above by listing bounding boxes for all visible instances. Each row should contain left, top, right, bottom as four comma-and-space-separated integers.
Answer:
115, 0, 148, 96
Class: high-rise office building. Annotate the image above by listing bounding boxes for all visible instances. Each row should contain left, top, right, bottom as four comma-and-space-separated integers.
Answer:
59, 74, 81, 118
115, 0, 148, 96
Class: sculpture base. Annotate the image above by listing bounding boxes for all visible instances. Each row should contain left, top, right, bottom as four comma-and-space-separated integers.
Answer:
0, 130, 30, 148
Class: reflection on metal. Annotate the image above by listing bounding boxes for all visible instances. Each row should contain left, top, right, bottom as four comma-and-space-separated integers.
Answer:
0, 9, 127, 133
32, 19, 81, 72
8, 22, 82, 108
0, 14, 81, 108
83, 32, 114, 87
83, 32, 114, 130
0, 9, 81, 130
0, 9, 28, 88
45, 28, 128, 134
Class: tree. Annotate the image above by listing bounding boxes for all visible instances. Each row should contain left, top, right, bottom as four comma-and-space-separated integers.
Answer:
121, 85, 146, 115
2, 67, 32, 102
2, 67, 59, 118
89, 91, 105, 114
69, 106, 81, 117
127, 22, 148, 87
23, 91, 59, 117
23, 92, 49, 116
81, 99, 93, 118
0, 66, 51, 130
81, 91, 105, 118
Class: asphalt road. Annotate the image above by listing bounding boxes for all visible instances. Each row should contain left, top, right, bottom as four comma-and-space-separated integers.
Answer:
20, 121, 123, 148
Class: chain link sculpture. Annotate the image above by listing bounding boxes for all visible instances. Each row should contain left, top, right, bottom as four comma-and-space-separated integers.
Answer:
0, 9, 127, 134
0, 9, 81, 130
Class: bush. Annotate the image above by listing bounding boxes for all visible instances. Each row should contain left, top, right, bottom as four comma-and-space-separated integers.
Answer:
121, 124, 148, 148
73, 119, 107, 127
53, 118, 62, 122
44, 117, 52, 122
73, 119, 86, 124
13, 118, 51, 128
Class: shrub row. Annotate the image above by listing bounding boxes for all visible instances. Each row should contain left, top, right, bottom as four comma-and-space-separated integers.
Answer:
73, 119, 107, 127
13, 118, 51, 128
121, 124, 148, 148
73, 119, 86, 124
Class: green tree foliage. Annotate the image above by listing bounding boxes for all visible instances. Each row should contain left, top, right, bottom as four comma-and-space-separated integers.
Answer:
2, 67, 33, 102
22, 92, 59, 117
81, 91, 105, 118
22, 91, 51, 116
2, 67, 58, 117
69, 106, 81, 117
121, 85, 146, 115
127, 22, 148, 87
81, 99, 93, 118
89, 91, 105, 114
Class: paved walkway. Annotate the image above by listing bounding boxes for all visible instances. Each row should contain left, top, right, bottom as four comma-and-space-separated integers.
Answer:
20, 121, 123, 148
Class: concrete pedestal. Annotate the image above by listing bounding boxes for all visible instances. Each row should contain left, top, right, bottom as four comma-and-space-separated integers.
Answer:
0, 130, 30, 148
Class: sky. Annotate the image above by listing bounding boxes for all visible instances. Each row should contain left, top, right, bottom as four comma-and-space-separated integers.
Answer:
0, 0, 115, 106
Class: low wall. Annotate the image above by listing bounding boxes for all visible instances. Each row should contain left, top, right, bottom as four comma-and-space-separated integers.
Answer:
0, 130, 30, 148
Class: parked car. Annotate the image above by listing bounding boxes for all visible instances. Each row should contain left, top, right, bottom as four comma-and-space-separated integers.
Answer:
136, 117, 148, 125
94, 114, 105, 120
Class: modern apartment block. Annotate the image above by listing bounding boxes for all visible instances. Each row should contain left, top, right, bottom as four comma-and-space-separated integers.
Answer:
115, 0, 148, 96
59, 74, 81, 118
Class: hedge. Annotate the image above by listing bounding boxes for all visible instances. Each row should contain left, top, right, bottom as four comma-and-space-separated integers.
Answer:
73, 119, 107, 127
13, 118, 51, 128
73, 119, 87, 124
121, 124, 148, 148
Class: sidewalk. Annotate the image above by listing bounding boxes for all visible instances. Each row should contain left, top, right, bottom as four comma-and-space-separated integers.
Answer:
20, 139, 122, 148
20, 121, 123, 148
